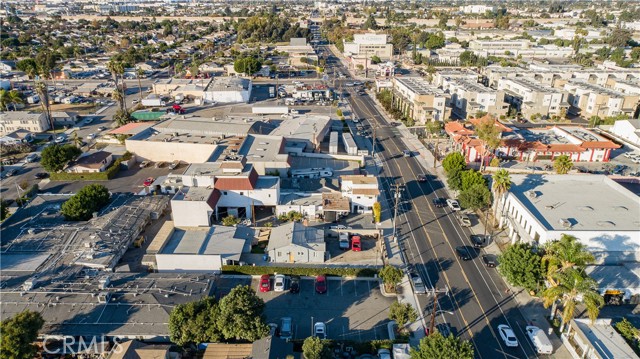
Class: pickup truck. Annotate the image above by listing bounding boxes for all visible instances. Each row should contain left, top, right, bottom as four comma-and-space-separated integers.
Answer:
470, 234, 491, 248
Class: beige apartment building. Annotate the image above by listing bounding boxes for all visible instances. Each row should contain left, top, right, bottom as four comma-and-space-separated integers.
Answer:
497, 78, 568, 120
0, 111, 50, 136
564, 80, 640, 118
391, 77, 451, 123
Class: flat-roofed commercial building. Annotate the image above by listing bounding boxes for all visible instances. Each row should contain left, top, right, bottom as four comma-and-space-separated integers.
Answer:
495, 174, 640, 264
391, 77, 451, 123
0, 111, 49, 136
343, 33, 393, 60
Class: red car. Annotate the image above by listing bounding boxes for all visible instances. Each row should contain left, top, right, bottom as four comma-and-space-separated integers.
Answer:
143, 177, 155, 186
259, 274, 271, 293
315, 275, 327, 294
351, 236, 362, 252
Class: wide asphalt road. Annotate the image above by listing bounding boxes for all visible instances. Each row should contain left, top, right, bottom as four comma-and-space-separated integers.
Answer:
323, 50, 540, 358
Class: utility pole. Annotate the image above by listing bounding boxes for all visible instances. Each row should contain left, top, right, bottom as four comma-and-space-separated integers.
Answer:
428, 292, 438, 336
391, 184, 403, 243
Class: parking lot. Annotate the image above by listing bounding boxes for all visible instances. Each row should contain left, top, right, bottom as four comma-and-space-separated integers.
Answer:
215, 275, 394, 342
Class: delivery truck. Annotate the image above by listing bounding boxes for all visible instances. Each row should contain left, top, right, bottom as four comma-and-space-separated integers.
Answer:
141, 94, 166, 107
526, 326, 553, 355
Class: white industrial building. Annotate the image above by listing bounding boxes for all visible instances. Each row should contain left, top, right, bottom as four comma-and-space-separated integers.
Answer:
340, 175, 380, 214
495, 174, 640, 264
269, 115, 331, 151
203, 77, 253, 103
267, 221, 326, 263
608, 119, 640, 147
154, 225, 254, 273
237, 134, 290, 177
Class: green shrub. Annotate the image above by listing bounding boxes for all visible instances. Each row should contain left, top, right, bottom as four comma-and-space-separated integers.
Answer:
222, 265, 378, 277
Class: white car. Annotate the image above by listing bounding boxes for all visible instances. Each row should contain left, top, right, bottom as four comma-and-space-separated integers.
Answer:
54, 135, 66, 144
498, 324, 519, 347
377, 349, 391, 359
274, 274, 286, 292
86, 133, 96, 140
446, 199, 461, 211
314, 322, 326, 339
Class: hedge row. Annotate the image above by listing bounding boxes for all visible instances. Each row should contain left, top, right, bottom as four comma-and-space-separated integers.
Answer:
222, 265, 379, 277
50, 152, 132, 181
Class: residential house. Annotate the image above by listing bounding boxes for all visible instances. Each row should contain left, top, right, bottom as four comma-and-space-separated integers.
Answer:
109, 340, 171, 359
267, 221, 326, 263
609, 119, 640, 147
0, 112, 50, 136
51, 111, 79, 126
66, 151, 113, 173
0, 129, 33, 145
391, 77, 451, 123
0, 60, 16, 72
563, 319, 640, 359
340, 175, 379, 214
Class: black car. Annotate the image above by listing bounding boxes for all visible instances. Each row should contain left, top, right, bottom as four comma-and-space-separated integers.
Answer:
436, 323, 453, 337
482, 254, 498, 268
289, 275, 300, 294
34, 172, 49, 179
5, 169, 18, 177
432, 198, 447, 208
470, 234, 491, 248
455, 246, 477, 261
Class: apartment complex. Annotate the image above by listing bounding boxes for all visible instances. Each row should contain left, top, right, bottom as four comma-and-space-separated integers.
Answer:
343, 33, 393, 60
391, 77, 451, 123
440, 77, 508, 119
497, 78, 567, 119
0, 112, 50, 136
564, 80, 640, 118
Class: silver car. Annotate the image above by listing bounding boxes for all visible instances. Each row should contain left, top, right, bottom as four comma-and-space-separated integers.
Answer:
409, 270, 427, 295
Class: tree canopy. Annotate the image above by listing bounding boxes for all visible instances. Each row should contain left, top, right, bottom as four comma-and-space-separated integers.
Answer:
460, 170, 486, 192
40, 144, 82, 173
60, 184, 111, 221
442, 153, 466, 175
236, 15, 310, 43
0, 310, 45, 359
389, 301, 418, 329
498, 242, 543, 292
379, 265, 403, 292
302, 336, 331, 359
216, 285, 269, 341
169, 296, 221, 346
410, 331, 474, 359
458, 183, 492, 210
234, 57, 262, 75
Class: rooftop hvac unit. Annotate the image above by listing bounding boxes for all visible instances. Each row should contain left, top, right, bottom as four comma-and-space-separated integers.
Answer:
98, 276, 111, 290
527, 191, 537, 198
559, 218, 571, 228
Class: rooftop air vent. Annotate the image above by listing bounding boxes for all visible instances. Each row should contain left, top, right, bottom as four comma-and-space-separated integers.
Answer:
559, 218, 571, 228
527, 191, 537, 198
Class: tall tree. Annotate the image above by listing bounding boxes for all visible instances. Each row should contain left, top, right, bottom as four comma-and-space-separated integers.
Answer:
491, 169, 511, 223
41, 144, 81, 173
0, 89, 24, 111
34, 81, 54, 133
107, 59, 126, 112
216, 285, 269, 341
302, 337, 331, 359
389, 301, 418, 329
458, 183, 491, 211
460, 170, 486, 192
541, 268, 604, 331
136, 67, 145, 103
411, 331, 474, 359
475, 117, 502, 171
553, 155, 573, 174
60, 184, 111, 221
379, 265, 403, 292
169, 297, 221, 346
442, 152, 466, 175
0, 310, 45, 359
498, 242, 543, 292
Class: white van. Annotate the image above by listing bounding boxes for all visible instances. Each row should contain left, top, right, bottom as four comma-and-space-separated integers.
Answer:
526, 326, 553, 355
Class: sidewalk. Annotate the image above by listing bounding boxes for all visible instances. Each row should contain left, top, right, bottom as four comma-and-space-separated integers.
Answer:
366, 90, 572, 358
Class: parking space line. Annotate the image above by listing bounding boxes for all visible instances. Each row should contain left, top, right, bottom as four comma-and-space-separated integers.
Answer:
340, 278, 344, 296
354, 280, 358, 296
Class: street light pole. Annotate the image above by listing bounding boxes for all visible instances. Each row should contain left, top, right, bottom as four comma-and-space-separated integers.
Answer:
391, 184, 403, 243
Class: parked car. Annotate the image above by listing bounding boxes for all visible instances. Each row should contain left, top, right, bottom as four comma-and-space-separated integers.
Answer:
139, 160, 151, 168
314, 322, 327, 339
482, 254, 498, 268
498, 324, 519, 347
98, 126, 108, 131
436, 323, 452, 337
274, 274, 286, 292
86, 133, 96, 140
289, 275, 300, 294
409, 270, 427, 295
526, 326, 553, 354
403, 150, 411, 157
432, 198, 447, 208
417, 174, 427, 182
34, 172, 49, 179
259, 274, 271, 293
447, 199, 461, 211
351, 236, 361, 251
155, 161, 166, 168
54, 135, 67, 143
457, 214, 472, 227
280, 317, 293, 340
339, 232, 350, 250
5, 169, 18, 177
455, 246, 477, 261
143, 177, 155, 186
25, 153, 39, 163
470, 234, 491, 248
315, 275, 327, 294
169, 160, 180, 170
377, 349, 391, 359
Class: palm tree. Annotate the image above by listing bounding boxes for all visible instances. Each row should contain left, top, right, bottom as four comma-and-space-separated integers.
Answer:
491, 169, 511, 225
72, 131, 83, 148
136, 67, 145, 103
541, 268, 604, 332
0, 89, 24, 111
35, 81, 54, 133
107, 59, 126, 112
553, 155, 573, 174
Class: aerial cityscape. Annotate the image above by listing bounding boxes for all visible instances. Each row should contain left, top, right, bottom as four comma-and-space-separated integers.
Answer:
1, 1, 640, 359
